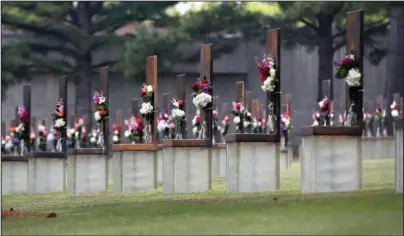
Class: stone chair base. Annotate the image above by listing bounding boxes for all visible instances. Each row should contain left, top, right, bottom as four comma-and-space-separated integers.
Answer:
300, 127, 362, 194
279, 148, 291, 169
28, 152, 66, 194
212, 143, 226, 177
362, 136, 395, 159
1, 156, 29, 195
395, 119, 403, 193
224, 134, 280, 193
66, 148, 109, 195
111, 144, 158, 194
162, 139, 212, 195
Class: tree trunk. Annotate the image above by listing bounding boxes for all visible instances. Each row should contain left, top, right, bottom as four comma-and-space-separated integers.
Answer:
317, 16, 334, 101
384, 4, 404, 135
75, 2, 94, 133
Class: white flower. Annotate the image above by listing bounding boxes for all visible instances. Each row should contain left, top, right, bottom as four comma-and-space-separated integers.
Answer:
345, 68, 361, 87
81, 126, 86, 133
282, 117, 290, 127
192, 126, 199, 135
233, 116, 241, 124
157, 120, 169, 132
124, 130, 131, 137
5, 141, 13, 151
391, 109, 399, 118
192, 116, 199, 125
258, 121, 262, 126
349, 54, 355, 60
173, 101, 179, 108
172, 108, 185, 119
16, 123, 24, 133
312, 120, 319, 126
269, 68, 276, 78
261, 77, 275, 92
67, 128, 75, 138
114, 130, 119, 135
244, 121, 250, 127
94, 111, 101, 121
246, 111, 251, 117
315, 112, 320, 118
192, 92, 212, 108
55, 118, 65, 128
140, 102, 154, 115
98, 95, 106, 104
390, 101, 398, 110
38, 125, 45, 131
1, 139, 5, 145
90, 137, 97, 143
319, 100, 324, 108
112, 135, 119, 143
147, 85, 153, 92
46, 133, 55, 142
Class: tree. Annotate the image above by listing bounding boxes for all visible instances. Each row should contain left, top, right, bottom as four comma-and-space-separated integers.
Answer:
1, 1, 178, 129
269, 2, 390, 100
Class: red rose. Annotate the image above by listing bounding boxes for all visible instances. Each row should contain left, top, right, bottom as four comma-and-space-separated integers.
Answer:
235, 103, 241, 110
52, 130, 58, 136
112, 124, 120, 132
257, 64, 270, 82
191, 83, 199, 91
38, 130, 45, 136
136, 119, 142, 126
224, 116, 230, 123
196, 116, 201, 123
178, 99, 184, 106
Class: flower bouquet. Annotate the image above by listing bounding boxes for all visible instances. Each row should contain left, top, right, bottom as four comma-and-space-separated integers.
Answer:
74, 118, 86, 148
316, 96, 331, 126
363, 112, 373, 136
192, 115, 201, 138
157, 111, 170, 140
89, 129, 100, 148
390, 100, 400, 119
15, 105, 29, 155
221, 116, 231, 137
66, 127, 77, 148
191, 78, 212, 139
124, 116, 143, 144
335, 52, 362, 123
52, 98, 66, 151
3, 135, 14, 154
93, 91, 108, 147
112, 124, 121, 144
140, 84, 154, 143
253, 117, 264, 134
374, 107, 386, 136
171, 98, 186, 139
280, 112, 292, 148
255, 54, 277, 92
243, 109, 253, 132
231, 102, 244, 132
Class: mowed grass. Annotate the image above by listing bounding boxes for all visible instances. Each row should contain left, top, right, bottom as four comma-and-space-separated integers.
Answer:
2, 159, 403, 235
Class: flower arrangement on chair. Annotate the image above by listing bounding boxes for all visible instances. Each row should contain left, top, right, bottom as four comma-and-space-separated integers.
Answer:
124, 116, 143, 144
89, 129, 100, 147
374, 107, 386, 136
93, 91, 108, 147
171, 98, 186, 139
335, 51, 362, 126
157, 111, 170, 140
140, 84, 154, 144
255, 54, 277, 93
52, 98, 66, 151
252, 117, 264, 134
66, 127, 78, 148
280, 112, 292, 148
231, 102, 245, 133
112, 124, 121, 144
192, 114, 201, 138
221, 115, 231, 138
191, 77, 212, 139
3, 134, 13, 154
390, 100, 401, 119
15, 105, 29, 155
363, 112, 373, 137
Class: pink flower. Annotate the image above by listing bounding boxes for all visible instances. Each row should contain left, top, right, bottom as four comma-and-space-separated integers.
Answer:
232, 102, 242, 110
169, 123, 175, 129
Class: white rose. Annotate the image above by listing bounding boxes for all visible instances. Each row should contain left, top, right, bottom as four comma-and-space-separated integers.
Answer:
233, 116, 241, 124
112, 135, 119, 143
90, 137, 96, 143
140, 102, 153, 114
172, 108, 185, 119
192, 126, 199, 135
124, 130, 131, 137
147, 85, 153, 92
98, 95, 106, 104
346, 69, 361, 87
391, 109, 399, 118
269, 68, 276, 78
55, 118, 66, 128
94, 111, 101, 121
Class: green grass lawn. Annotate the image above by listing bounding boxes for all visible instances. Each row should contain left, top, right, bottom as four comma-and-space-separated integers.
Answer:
2, 159, 403, 235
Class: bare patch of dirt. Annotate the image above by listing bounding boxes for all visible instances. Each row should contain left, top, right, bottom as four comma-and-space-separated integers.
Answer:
2, 208, 57, 218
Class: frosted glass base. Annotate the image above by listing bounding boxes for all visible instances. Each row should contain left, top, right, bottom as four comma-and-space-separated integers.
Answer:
279, 150, 291, 169
1, 161, 28, 195
157, 149, 163, 183
362, 137, 395, 159
112, 151, 157, 193
395, 127, 403, 193
67, 155, 108, 195
226, 142, 280, 193
162, 147, 211, 194
28, 158, 66, 194
212, 144, 226, 177
301, 136, 362, 194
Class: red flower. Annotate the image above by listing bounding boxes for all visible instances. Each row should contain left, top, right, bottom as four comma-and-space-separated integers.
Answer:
178, 99, 184, 106
224, 116, 231, 123
191, 83, 199, 91
20, 111, 29, 122
195, 116, 201, 123
52, 130, 58, 136
112, 124, 121, 132
38, 130, 45, 136
235, 103, 241, 110
257, 64, 270, 82
341, 57, 349, 65
257, 117, 262, 122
